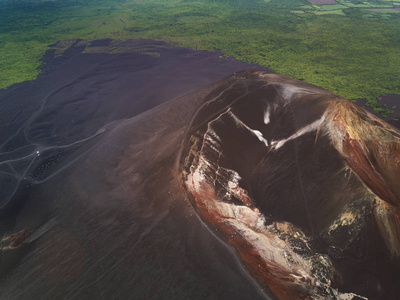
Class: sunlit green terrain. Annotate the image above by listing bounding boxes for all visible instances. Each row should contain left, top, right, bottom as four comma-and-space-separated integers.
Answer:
1, 0, 399, 115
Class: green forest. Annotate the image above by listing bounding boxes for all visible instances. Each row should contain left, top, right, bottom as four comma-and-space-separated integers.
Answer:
1, 0, 400, 115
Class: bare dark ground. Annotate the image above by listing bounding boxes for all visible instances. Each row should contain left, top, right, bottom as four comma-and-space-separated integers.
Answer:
0, 39, 399, 300
356, 94, 400, 128
0, 39, 269, 300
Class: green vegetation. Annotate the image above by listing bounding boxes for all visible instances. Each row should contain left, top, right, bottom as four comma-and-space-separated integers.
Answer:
1, 0, 399, 116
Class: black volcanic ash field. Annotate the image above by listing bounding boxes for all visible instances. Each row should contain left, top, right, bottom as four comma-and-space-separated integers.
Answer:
0, 39, 269, 300
1, 39, 400, 300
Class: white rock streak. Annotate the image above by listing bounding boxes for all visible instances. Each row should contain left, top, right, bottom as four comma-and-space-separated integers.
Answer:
271, 112, 327, 150
222, 109, 327, 151
228, 111, 269, 147
264, 106, 271, 125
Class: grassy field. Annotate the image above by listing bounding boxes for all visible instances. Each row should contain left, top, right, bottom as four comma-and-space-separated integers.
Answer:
1, 0, 399, 116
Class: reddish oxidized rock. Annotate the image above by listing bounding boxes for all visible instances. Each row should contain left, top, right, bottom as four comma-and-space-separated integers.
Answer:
0, 229, 35, 250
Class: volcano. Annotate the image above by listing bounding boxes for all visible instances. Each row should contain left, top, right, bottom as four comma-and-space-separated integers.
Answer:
0, 41, 399, 299
180, 70, 400, 299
